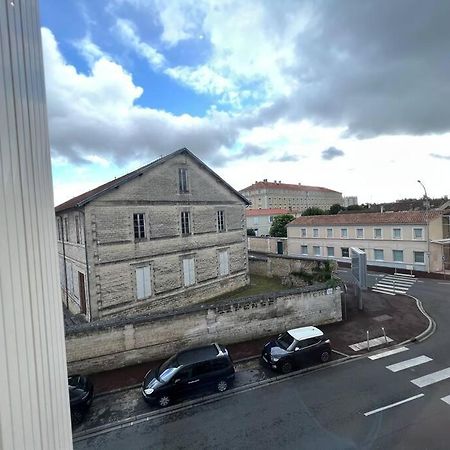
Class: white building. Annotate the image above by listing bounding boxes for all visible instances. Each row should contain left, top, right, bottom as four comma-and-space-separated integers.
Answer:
287, 210, 450, 273
343, 196, 358, 207
245, 208, 292, 236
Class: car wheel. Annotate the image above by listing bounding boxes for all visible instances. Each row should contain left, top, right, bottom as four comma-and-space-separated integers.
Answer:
217, 380, 228, 393
158, 395, 171, 408
281, 361, 293, 374
71, 409, 84, 425
320, 351, 331, 363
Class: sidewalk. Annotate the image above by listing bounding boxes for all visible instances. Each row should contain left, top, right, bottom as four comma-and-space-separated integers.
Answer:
87, 288, 429, 395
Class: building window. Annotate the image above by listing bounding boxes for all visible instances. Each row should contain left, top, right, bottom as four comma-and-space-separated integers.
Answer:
327, 247, 335, 257
356, 228, 364, 239
413, 228, 424, 240
178, 168, 189, 193
393, 228, 402, 240
218, 250, 229, 276
181, 211, 191, 235
374, 228, 382, 239
75, 215, 81, 244
217, 210, 225, 232
341, 228, 348, 239
133, 213, 145, 239
301, 245, 308, 255
393, 250, 404, 262
313, 246, 321, 256
414, 251, 425, 264
301, 228, 307, 238
313, 228, 319, 238
327, 228, 333, 238
63, 217, 69, 241
341, 247, 349, 258
374, 249, 384, 261
136, 266, 151, 300
183, 257, 196, 286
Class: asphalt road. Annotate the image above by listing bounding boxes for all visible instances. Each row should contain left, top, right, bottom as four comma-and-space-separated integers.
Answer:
74, 275, 450, 450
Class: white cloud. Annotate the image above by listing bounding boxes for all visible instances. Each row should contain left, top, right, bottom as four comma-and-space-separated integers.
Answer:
114, 18, 166, 69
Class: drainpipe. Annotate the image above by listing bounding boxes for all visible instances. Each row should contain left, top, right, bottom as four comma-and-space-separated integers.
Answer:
60, 217, 69, 309
80, 209, 92, 321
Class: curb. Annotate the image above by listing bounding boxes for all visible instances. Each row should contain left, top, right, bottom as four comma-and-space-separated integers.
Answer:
73, 354, 352, 441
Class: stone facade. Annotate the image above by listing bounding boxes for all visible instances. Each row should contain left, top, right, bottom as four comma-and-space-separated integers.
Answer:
56, 149, 250, 320
65, 284, 342, 374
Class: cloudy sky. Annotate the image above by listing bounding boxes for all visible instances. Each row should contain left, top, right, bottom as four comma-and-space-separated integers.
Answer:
40, 0, 450, 206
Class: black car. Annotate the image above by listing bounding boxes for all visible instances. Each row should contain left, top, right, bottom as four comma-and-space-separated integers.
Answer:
142, 343, 235, 407
261, 326, 331, 374
69, 375, 94, 424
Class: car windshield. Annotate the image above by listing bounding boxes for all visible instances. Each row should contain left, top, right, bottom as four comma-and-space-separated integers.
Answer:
157, 355, 179, 381
277, 332, 295, 350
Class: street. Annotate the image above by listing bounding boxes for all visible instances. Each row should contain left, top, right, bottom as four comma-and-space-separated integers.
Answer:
74, 276, 450, 450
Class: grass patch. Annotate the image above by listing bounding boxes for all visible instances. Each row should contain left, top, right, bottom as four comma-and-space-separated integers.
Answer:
207, 274, 285, 302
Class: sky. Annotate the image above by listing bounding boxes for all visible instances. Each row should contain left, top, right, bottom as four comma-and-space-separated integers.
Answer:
40, 0, 450, 206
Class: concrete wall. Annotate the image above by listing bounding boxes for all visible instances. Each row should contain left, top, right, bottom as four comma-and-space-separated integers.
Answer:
248, 237, 288, 254
66, 285, 342, 374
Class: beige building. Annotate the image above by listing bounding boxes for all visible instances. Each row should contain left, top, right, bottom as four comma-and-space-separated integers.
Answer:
240, 180, 343, 213
287, 210, 450, 273
246, 208, 292, 236
56, 148, 250, 321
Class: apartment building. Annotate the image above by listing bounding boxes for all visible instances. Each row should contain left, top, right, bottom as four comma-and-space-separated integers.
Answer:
245, 208, 292, 236
55, 148, 250, 321
240, 180, 343, 213
287, 210, 450, 273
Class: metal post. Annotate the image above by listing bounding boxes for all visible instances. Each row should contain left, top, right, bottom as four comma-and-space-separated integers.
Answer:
418, 180, 431, 273
358, 285, 363, 311
367, 330, 370, 351
382, 327, 387, 344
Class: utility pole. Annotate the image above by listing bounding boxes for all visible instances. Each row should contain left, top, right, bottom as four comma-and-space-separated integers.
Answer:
418, 180, 431, 273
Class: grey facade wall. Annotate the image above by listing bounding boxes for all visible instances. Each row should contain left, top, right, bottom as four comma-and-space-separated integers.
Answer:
248, 236, 288, 254
66, 285, 342, 374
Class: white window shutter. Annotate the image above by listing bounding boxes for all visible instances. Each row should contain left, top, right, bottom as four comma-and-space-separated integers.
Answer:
219, 251, 229, 276
143, 266, 151, 297
190, 259, 195, 284
136, 267, 144, 299
183, 258, 190, 286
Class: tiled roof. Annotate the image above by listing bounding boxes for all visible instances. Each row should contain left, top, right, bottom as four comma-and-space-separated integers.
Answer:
288, 210, 443, 227
246, 208, 292, 217
55, 148, 250, 212
240, 181, 341, 194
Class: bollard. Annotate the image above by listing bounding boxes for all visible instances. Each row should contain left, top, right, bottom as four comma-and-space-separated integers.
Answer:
382, 327, 387, 344
367, 330, 370, 351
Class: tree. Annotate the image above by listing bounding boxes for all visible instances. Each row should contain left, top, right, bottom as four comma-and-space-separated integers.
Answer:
269, 214, 295, 237
302, 207, 326, 216
329, 203, 343, 215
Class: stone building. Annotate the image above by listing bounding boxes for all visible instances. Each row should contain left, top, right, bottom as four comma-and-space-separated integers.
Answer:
55, 148, 250, 321
240, 180, 343, 213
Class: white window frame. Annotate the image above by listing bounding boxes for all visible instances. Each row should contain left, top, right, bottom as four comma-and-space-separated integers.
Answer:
301, 228, 307, 238
218, 250, 229, 276
181, 211, 191, 236
392, 249, 404, 262
313, 228, 319, 238
374, 248, 384, 261
340, 228, 348, 239
413, 227, 424, 240
341, 247, 350, 258
183, 257, 196, 286
178, 167, 189, 193
373, 228, 383, 239
326, 228, 333, 238
327, 247, 334, 257
301, 245, 308, 255
392, 228, 402, 240
313, 245, 321, 256
356, 228, 364, 239
136, 265, 152, 300
414, 251, 425, 264
133, 213, 146, 239
217, 210, 225, 232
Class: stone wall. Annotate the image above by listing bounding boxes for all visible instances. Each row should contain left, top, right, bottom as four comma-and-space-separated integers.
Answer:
248, 236, 288, 254
66, 284, 342, 374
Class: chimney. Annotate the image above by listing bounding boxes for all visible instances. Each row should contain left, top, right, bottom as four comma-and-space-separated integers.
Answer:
263, 178, 268, 182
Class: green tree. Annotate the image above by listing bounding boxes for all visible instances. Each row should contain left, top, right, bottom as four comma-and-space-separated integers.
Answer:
329, 203, 343, 215
269, 214, 295, 237
302, 207, 326, 216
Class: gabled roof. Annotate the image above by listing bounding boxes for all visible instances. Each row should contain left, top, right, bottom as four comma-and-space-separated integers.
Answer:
55, 148, 249, 212
246, 208, 292, 217
288, 210, 443, 227
240, 181, 341, 194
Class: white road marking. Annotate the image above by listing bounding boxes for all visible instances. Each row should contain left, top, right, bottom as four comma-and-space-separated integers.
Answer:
441, 395, 450, 405
369, 346, 409, 360
349, 336, 393, 351
393, 273, 416, 278
411, 368, 450, 388
364, 394, 424, 417
438, 282, 450, 285
386, 355, 432, 372
372, 288, 396, 296
417, 280, 424, 283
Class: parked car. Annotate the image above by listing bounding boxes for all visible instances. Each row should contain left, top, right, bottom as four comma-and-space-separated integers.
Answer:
142, 343, 235, 407
261, 326, 331, 374
69, 375, 94, 424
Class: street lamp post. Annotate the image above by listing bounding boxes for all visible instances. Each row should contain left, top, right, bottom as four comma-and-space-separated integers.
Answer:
418, 180, 431, 273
